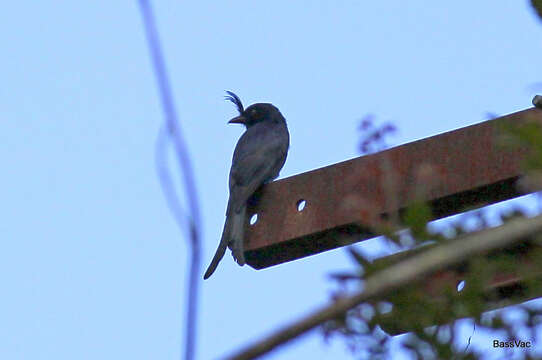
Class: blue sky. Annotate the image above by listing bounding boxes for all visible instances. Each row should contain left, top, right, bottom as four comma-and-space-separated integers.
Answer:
1, 1, 542, 359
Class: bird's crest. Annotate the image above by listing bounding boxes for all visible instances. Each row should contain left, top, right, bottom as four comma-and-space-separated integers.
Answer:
224, 91, 244, 114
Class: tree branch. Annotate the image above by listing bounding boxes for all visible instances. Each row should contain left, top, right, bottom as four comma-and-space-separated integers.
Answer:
225, 214, 542, 360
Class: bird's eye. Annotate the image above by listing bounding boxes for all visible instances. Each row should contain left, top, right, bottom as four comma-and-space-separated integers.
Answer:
251, 108, 258, 116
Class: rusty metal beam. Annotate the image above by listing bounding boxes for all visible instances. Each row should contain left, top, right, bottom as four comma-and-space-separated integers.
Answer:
244, 107, 542, 269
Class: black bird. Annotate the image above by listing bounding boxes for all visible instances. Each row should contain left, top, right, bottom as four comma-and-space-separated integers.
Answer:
203, 91, 290, 279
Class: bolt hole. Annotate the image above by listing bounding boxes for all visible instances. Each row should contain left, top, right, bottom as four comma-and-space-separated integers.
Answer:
249, 213, 258, 226
297, 199, 307, 212
457, 280, 466, 292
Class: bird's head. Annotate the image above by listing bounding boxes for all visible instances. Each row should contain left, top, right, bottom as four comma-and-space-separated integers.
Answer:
225, 91, 284, 128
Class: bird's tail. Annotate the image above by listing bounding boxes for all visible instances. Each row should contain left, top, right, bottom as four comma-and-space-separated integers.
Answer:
203, 217, 230, 280
230, 205, 246, 266
203, 206, 246, 279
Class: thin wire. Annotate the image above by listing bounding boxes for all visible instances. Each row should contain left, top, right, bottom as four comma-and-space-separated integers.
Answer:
463, 321, 475, 354
155, 127, 189, 239
137, 2, 202, 360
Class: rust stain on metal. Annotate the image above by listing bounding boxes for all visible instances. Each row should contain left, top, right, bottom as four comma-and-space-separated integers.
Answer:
244, 107, 542, 269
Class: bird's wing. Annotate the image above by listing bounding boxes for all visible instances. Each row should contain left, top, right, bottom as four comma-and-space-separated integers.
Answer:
227, 126, 288, 214
227, 150, 283, 214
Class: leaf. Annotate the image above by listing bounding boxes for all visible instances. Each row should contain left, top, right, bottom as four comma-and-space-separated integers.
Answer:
532, 0, 542, 21
403, 201, 432, 240
328, 272, 361, 282
347, 246, 372, 268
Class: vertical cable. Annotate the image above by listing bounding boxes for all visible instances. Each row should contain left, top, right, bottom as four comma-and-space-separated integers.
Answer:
137, 2, 201, 360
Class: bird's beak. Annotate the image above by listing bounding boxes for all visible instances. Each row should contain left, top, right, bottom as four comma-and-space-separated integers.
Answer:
228, 115, 246, 124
